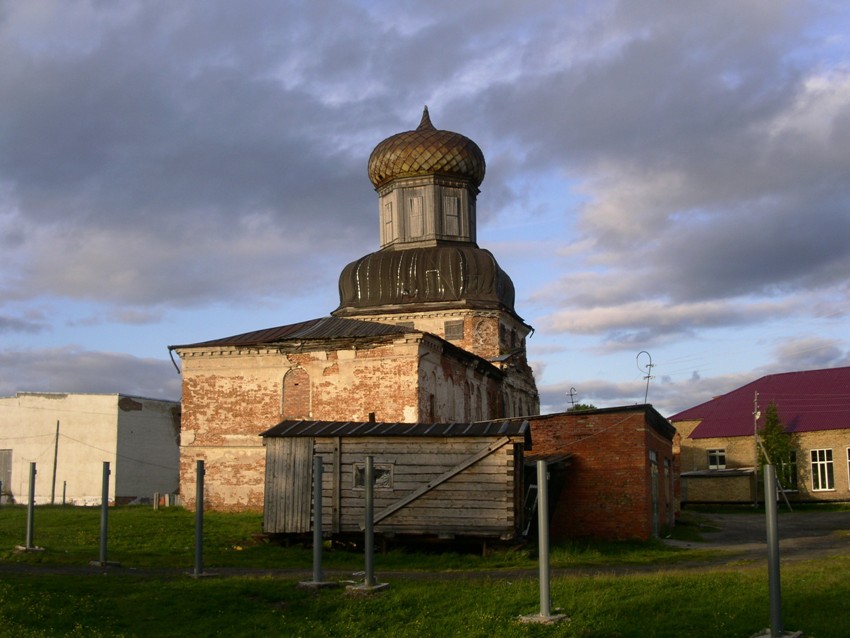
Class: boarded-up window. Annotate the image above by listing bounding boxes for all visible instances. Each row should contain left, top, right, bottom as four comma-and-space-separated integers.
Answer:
444, 195, 460, 236
408, 196, 424, 237
353, 463, 394, 489
384, 202, 394, 241
444, 320, 464, 340
282, 368, 310, 418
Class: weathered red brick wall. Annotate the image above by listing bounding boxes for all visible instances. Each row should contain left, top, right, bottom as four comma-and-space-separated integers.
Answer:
178, 340, 423, 511
527, 409, 675, 541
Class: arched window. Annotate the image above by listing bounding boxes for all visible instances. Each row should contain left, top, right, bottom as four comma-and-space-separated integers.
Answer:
282, 368, 310, 419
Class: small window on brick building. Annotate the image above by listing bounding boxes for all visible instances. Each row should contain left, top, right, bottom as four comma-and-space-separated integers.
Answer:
810, 448, 834, 491
353, 463, 393, 490
444, 320, 465, 340
707, 449, 726, 470
397, 321, 415, 329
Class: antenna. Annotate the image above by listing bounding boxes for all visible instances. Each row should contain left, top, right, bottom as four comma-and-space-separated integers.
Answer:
636, 351, 654, 404
568, 387, 577, 409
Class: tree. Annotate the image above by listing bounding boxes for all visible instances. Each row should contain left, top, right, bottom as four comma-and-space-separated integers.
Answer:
757, 402, 798, 489
567, 403, 597, 412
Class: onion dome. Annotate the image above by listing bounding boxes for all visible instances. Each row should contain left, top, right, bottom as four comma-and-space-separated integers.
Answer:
367, 107, 486, 189
333, 245, 518, 317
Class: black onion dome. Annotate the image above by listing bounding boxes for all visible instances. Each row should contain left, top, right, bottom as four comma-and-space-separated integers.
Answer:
367, 107, 486, 189
334, 246, 517, 316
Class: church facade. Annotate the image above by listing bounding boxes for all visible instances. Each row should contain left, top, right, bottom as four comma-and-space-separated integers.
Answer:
171, 109, 539, 510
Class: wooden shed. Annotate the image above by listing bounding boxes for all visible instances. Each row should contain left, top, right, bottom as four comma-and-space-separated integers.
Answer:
260, 419, 530, 540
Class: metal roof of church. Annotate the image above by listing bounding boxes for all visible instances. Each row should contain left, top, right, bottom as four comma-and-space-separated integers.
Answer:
261, 419, 530, 441
169, 316, 417, 349
669, 366, 850, 438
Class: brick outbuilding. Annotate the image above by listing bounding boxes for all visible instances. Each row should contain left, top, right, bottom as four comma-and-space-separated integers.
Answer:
522, 406, 677, 541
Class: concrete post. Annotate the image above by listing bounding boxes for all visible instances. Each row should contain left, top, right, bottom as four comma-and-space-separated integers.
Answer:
364, 456, 375, 587
537, 460, 551, 619
765, 464, 783, 637
519, 461, 565, 625
313, 456, 324, 583
99, 461, 110, 564
193, 460, 205, 577
25, 462, 36, 549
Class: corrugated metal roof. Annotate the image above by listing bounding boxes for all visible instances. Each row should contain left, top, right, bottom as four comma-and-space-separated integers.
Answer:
170, 317, 417, 349
261, 419, 530, 441
669, 366, 850, 438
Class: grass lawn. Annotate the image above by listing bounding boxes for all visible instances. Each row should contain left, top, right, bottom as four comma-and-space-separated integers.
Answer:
0, 505, 847, 637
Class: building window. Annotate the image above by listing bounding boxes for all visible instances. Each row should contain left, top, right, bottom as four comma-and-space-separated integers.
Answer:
444, 320, 465, 340
353, 463, 393, 490
810, 449, 834, 491
408, 196, 424, 237
384, 202, 394, 242
444, 196, 460, 236
397, 321, 415, 329
282, 368, 310, 419
779, 450, 798, 490
707, 449, 726, 470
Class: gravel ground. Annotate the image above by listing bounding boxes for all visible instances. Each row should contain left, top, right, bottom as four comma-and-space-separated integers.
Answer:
665, 509, 850, 563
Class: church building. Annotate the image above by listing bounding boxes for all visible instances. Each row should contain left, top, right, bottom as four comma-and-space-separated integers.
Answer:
170, 108, 539, 510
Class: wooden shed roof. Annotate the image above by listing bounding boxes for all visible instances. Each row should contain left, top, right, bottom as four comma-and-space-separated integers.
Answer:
260, 419, 530, 445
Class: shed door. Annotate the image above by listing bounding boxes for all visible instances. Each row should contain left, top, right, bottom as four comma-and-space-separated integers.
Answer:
649, 450, 660, 537
263, 438, 314, 534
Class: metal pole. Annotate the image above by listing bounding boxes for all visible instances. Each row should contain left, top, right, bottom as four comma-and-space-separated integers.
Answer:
62, 481, 66, 507
51, 420, 59, 505
26, 462, 36, 549
537, 460, 551, 619
364, 456, 375, 587
194, 460, 205, 577
99, 461, 110, 564
765, 464, 783, 637
313, 455, 324, 583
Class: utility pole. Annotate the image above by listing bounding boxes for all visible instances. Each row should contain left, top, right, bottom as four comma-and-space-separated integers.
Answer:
753, 392, 760, 508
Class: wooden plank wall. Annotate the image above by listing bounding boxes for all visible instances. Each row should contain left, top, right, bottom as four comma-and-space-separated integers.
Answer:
313, 437, 523, 539
263, 437, 314, 534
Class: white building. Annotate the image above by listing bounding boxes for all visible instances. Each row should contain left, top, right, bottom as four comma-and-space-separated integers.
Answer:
0, 392, 180, 505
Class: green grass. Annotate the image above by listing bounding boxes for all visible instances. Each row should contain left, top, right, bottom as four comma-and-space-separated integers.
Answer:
0, 505, 847, 636
0, 505, 717, 572
0, 558, 848, 637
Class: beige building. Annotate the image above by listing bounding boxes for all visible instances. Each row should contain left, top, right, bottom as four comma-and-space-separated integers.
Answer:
0, 392, 180, 505
671, 367, 850, 504
171, 108, 539, 511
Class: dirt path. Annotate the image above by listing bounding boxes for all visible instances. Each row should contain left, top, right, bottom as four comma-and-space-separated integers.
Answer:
663, 509, 850, 563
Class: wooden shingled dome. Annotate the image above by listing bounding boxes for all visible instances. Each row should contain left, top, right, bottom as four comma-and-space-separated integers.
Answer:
367, 107, 486, 189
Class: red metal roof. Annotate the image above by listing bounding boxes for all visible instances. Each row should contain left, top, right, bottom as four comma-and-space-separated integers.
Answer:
669, 366, 850, 438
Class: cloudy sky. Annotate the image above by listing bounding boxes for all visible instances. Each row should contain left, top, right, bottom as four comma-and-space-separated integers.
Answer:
2, 0, 849, 416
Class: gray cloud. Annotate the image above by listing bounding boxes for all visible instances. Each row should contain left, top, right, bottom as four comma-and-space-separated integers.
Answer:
0, 0, 847, 406
0, 347, 181, 400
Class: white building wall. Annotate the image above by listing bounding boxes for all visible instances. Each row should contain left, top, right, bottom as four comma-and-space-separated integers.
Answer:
0, 393, 179, 505
115, 397, 180, 501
